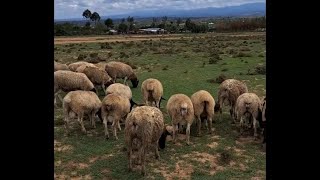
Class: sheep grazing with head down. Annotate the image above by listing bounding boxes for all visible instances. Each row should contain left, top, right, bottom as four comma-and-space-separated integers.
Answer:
101, 94, 131, 140
75, 64, 99, 73
191, 90, 215, 135
141, 78, 165, 108
105, 61, 139, 88
94, 62, 108, 71
125, 106, 165, 176
54, 70, 96, 107
235, 93, 262, 139
166, 94, 194, 145
105, 83, 137, 110
63, 90, 101, 134
54, 61, 69, 71
80, 66, 113, 94
68, 61, 96, 72
215, 79, 248, 122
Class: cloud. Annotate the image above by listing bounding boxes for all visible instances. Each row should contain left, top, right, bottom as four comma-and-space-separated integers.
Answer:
55, 0, 265, 19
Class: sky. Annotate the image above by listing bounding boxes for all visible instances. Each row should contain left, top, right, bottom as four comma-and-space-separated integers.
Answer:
54, 0, 265, 20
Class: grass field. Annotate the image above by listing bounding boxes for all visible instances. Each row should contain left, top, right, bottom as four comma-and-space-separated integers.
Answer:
54, 32, 266, 179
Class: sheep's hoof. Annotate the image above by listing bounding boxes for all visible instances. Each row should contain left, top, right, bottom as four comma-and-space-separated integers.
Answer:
128, 168, 132, 172
105, 136, 109, 140
141, 171, 146, 176
82, 130, 87, 134
186, 142, 190, 146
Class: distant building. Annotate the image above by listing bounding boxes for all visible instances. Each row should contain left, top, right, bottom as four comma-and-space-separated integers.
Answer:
138, 28, 167, 34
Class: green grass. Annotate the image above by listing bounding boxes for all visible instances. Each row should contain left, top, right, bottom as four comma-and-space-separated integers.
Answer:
54, 32, 266, 179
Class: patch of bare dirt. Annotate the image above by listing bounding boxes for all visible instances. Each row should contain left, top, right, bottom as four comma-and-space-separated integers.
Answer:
66, 161, 89, 170
182, 152, 224, 175
207, 142, 219, 149
54, 140, 73, 152
70, 174, 92, 180
154, 160, 194, 180
89, 156, 99, 163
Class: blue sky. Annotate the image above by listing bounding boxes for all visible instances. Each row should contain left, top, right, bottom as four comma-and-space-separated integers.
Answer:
54, 0, 265, 19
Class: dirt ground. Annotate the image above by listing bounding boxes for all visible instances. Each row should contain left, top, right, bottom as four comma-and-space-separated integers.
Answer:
54, 32, 265, 44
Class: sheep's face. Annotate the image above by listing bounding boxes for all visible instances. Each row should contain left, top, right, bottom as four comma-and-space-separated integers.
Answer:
131, 79, 139, 88
180, 103, 188, 116
220, 88, 229, 98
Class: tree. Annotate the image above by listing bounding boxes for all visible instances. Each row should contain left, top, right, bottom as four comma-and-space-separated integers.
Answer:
118, 23, 128, 33
151, 17, 157, 28
162, 16, 168, 29
90, 12, 101, 25
104, 18, 114, 29
127, 16, 134, 31
82, 9, 92, 20
185, 18, 192, 30
176, 18, 182, 26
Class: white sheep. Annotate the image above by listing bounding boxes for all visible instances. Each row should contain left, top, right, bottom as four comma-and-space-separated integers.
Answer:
215, 79, 248, 122
166, 94, 194, 145
141, 78, 165, 108
80, 66, 113, 94
105, 83, 137, 110
63, 90, 101, 134
191, 90, 215, 135
101, 94, 131, 140
235, 93, 262, 139
68, 61, 95, 72
54, 61, 69, 71
54, 70, 96, 107
75, 63, 99, 73
125, 106, 165, 176
105, 61, 139, 88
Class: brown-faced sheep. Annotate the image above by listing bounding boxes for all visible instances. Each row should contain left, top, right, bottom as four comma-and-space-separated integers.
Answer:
101, 94, 131, 140
54, 70, 96, 107
166, 94, 194, 145
214, 79, 248, 122
63, 90, 101, 134
191, 90, 215, 135
125, 106, 165, 176
105, 61, 139, 88
68, 61, 95, 72
54, 61, 69, 71
235, 93, 261, 139
81, 66, 113, 94
141, 78, 165, 108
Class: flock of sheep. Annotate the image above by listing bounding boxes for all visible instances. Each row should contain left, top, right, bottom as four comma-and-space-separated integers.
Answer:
54, 60, 267, 176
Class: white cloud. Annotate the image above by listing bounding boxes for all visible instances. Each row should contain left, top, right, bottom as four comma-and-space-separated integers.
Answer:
55, 0, 265, 19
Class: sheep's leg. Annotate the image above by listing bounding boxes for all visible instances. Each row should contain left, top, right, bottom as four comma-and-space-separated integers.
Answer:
123, 77, 128, 85
57, 94, 64, 104
239, 116, 244, 135
208, 117, 213, 134
91, 111, 96, 129
186, 123, 191, 145
63, 110, 70, 135
112, 120, 118, 140
140, 147, 146, 176
103, 117, 109, 139
155, 141, 160, 159
128, 142, 133, 172
118, 120, 122, 131
253, 117, 259, 140
102, 83, 106, 95
172, 123, 177, 143
197, 116, 201, 136
78, 115, 87, 134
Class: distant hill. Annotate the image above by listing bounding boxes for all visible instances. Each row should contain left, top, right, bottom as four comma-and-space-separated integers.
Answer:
55, 2, 265, 23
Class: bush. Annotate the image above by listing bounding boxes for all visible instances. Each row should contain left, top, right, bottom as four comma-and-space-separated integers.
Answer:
78, 54, 87, 60
254, 64, 266, 74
